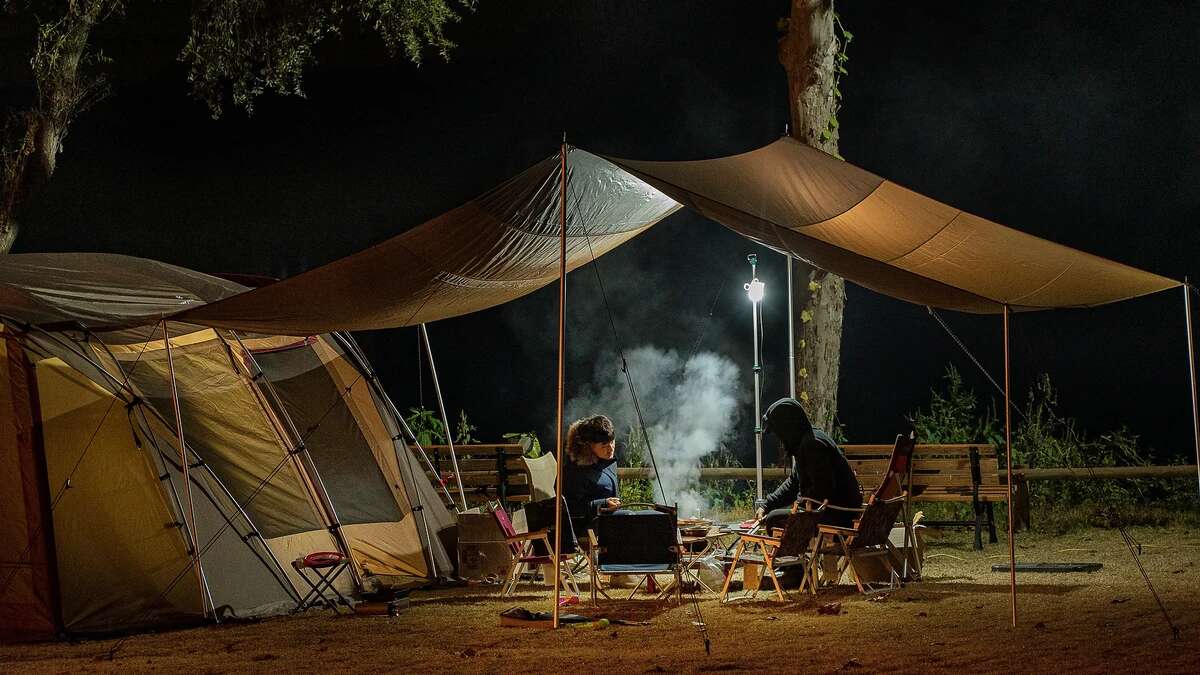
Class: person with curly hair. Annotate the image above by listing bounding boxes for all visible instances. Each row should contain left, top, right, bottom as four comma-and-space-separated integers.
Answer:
561, 414, 621, 528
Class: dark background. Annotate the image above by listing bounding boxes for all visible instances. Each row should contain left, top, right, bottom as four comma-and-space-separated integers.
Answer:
4, 2, 1198, 463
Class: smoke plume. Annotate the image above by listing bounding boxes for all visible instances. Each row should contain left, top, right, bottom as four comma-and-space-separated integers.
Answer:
566, 345, 741, 517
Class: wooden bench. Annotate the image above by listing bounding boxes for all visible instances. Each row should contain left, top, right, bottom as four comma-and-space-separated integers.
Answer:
425, 444, 531, 510
842, 443, 1013, 550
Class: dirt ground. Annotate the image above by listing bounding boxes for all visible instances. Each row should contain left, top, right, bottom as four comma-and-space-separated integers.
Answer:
4, 527, 1200, 674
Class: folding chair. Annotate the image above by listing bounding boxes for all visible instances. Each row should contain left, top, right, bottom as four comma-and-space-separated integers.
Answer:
871, 432, 919, 579
492, 501, 580, 597
719, 498, 825, 602
292, 551, 353, 613
589, 503, 683, 605
817, 493, 908, 594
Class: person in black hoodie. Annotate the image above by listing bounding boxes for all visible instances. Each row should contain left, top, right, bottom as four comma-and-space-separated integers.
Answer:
754, 397, 861, 529
561, 414, 621, 530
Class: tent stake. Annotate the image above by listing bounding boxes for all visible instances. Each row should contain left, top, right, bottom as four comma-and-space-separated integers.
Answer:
162, 320, 216, 621
552, 136, 568, 630
1003, 305, 1016, 627
1184, 282, 1200, 496
420, 323, 469, 511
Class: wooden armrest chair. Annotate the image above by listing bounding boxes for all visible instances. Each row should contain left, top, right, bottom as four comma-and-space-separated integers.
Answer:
817, 493, 907, 594
492, 502, 580, 597
589, 503, 683, 605
719, 498, 826, 602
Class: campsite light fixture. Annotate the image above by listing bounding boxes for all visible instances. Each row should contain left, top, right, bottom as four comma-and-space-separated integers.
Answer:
746, 254, 766, 502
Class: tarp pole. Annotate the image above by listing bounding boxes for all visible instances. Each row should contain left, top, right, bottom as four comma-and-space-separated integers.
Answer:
750, 255, 764, 501
162, 320, 216, 621
419, 323, 469, 511
787, 255, 796, 399
1184, 282, 1200, 496
326, 331, 443, 577
332, 332, 458, 510
552, 137, 568, 630
1003, 305, 1017, 627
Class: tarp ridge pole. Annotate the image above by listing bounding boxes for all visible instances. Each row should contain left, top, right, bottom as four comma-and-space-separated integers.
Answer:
1184, 281, 1200, 497
162, 319, 216, 622
1003, 305, 1017, 627
326, 332, 457, 512
552, 134, 568, 630
222, 331, 361, 589
327, 333, 446, 579
419, 323, 469, 511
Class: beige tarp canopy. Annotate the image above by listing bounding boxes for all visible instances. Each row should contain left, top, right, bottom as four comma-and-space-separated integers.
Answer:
178, 149, 682, 335
175, 139, 1175, 334
605, 138, 1179, 312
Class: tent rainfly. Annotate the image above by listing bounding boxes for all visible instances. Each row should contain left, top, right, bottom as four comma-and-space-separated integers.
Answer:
0, 254, 453, 642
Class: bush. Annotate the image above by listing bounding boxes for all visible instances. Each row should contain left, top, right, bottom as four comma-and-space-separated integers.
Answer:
618, 427, 657, 504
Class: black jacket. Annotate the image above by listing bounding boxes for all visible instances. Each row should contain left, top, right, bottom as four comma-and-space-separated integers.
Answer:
761, 399, 861, 528
561, 454, 619, 527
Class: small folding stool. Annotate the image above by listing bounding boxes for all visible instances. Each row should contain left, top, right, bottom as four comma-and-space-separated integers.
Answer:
292, 551, 353, 613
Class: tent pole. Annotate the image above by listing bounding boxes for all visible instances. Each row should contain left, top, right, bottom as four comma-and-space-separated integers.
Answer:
787, 255, 796, 399
223, 332, 361, 589
1003, 305, 1017, 627
331, 332, 458, 510
330, 335, 448, 580
84, 328, 303, 602
552, 136, 568, 630
162, 320, 216, 621
1184, 282, 1200, 496
419, 323, 469, 511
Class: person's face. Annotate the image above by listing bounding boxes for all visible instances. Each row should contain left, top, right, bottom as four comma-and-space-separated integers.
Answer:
590, 439, 616, 461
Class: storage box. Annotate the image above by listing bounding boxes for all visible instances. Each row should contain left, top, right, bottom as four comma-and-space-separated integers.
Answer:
456, 511, 511, 580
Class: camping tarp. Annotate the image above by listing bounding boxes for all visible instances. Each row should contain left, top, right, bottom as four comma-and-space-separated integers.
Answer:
175, 140, 1177, 335
606, 138, 1179, 313
177, 148, 682, 334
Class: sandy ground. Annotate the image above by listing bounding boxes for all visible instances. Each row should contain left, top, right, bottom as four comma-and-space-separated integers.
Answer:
4, 527, 1200, 674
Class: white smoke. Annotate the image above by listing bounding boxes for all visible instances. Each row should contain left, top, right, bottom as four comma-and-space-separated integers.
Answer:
566, 346, 741, 518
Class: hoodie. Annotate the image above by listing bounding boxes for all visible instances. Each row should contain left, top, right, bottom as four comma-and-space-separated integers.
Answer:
761, 398, 862, 527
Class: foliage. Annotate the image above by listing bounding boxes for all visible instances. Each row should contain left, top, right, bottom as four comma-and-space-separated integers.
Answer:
617, 426, 656, 505
911, 365, 1196, 531
454, 409, 477, 444
502, 431, 542, 459
824, 10, 852, 159
180, 0, 475, 117
697, 443, 756, 513
404, 406, 445, 447
909, 365, 1002, 446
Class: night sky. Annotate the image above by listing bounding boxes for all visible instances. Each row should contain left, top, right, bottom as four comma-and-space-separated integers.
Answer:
5, 2, 1199, 463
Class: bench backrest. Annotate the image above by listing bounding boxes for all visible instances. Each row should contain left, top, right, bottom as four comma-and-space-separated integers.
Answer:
425, 443, 531, 508
842, 443, 1000, 495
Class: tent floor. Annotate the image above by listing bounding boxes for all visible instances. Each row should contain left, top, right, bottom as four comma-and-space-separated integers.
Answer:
4, 527, 1199, 673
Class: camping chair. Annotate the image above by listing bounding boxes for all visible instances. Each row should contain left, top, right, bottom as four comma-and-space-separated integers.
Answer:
817, 493, 908, 594
871, 432, 920, 578
589, 503, 684, 605
719, 498, 826, 602
492, 499, 580, 597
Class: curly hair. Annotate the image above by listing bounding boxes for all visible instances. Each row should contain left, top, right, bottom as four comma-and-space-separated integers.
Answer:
564, 415, 615, 465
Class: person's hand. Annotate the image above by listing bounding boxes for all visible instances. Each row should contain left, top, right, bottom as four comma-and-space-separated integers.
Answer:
754, 507, 765, 520
603, 497, 622, 511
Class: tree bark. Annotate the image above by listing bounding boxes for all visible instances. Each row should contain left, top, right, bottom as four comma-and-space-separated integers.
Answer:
778, 0, 846, 432
1, 2, 115, 253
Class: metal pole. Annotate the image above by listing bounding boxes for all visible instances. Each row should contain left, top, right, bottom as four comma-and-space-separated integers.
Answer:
750, 254, 764, 501
420, 323, 469, 511
162, 320, 215, 621
1184, 282, 1200, 496
1003, 305, 1017, 627
787, 255, 796, 399
552, 137, 568, 629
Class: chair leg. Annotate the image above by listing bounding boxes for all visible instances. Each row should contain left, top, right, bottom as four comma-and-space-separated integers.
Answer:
840, 539, 865, 594
719, 540, 745, 603
762, 550, 785, 602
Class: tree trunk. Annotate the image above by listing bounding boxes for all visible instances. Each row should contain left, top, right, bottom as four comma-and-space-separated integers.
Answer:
0, 2, 115, 253
778, 0, 847, 432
